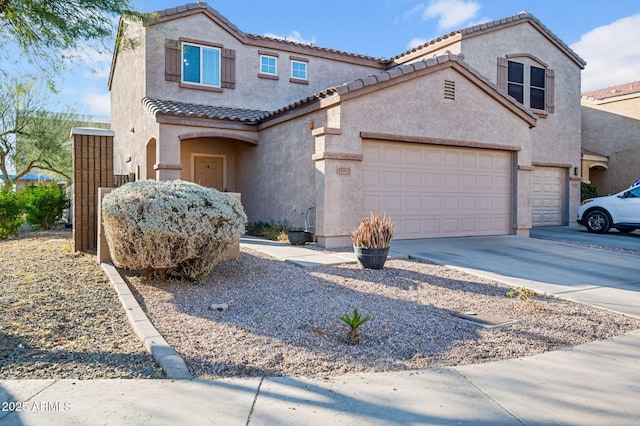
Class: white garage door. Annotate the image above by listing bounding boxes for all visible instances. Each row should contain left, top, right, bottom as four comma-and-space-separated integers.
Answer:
532, 166, 564, 226
362, 141, 513, 239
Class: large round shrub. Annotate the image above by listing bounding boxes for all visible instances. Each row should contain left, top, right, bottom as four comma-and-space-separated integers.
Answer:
102, 180, 246, 281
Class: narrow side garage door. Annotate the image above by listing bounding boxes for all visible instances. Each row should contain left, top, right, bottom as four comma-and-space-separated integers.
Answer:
362, 140, 513, 239
531, 166, 564, 226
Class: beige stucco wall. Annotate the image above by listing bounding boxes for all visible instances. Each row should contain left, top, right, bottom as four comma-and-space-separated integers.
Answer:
305, 66, 533, 247
581, 96, 640, 195
110, 19, 159, 179
144, 13, 384, 112
460, 22, 583, 224
237, 111, 320, 231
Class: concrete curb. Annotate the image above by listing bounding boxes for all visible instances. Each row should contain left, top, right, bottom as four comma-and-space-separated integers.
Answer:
100, 262, 192, 380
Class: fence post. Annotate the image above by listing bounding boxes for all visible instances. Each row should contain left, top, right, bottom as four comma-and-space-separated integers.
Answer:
71, 128, 115, 252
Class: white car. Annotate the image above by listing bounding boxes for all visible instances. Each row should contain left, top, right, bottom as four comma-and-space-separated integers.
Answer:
577, 184, 640, 233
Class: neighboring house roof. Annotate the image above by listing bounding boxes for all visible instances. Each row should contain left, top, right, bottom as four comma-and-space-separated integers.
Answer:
394, 12, 586, 69
581, 149, 609, 158
143, 98, 268, 123
581, 81, 640, 101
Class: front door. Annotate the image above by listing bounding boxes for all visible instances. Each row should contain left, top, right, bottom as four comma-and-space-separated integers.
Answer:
194, 156, 224, 190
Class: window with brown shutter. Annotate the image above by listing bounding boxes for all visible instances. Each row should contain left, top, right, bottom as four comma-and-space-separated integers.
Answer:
221, 48, 236, 89
165, 38, 235, 91
165, 39, 181, 82
546, 69, 555, 113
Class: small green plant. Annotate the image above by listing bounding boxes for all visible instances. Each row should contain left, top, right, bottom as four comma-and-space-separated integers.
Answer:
0, 190, 24, 239
350, 211, 395, 248
339, 309, 372, 345
506, 286, 539, 311
581, 181, 598, 202
19, 184, 69, 230
245, 219, 289, 242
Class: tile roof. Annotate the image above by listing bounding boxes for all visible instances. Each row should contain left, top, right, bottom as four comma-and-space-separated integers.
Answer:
581, 149, 608, 158
142, 54, 535, 127
142, 98, 268, 123
261, 54, 536, 124
581, 81, 640, 100
149, 2, 388, 65
394, 12, 586, 68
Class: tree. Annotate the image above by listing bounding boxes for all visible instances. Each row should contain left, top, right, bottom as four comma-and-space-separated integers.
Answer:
0, 0, 137, 76
0, 77, 82, 191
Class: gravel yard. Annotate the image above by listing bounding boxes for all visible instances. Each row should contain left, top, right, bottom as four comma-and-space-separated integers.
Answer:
124, 243, 640, 379
0, 230, 163, 379
2, 229, 639, 381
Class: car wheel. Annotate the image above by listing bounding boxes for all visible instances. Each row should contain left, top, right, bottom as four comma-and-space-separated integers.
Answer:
615, 227, 634, 234
585, 210, 611, 233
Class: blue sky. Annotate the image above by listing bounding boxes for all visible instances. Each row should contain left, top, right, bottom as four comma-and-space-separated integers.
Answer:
51, 0, 640, 120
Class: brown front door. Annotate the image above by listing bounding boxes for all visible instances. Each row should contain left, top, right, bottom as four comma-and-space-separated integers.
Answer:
194, 156, 224, 190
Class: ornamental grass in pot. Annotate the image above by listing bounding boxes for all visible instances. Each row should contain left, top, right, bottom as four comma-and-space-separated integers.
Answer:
350, 211, 395, 269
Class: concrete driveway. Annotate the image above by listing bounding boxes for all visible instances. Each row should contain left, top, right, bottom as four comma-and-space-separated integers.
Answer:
389, 228, 640, 318
531, 225, 640, 250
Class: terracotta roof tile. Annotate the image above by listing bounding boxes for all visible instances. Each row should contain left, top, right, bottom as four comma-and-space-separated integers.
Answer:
582, 81, 640, 100
394, 12, 585, 68
142, 98, 268, 123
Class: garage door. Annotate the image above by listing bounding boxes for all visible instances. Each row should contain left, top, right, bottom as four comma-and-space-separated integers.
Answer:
532, 166, 563, 226
362, 141, 513, 239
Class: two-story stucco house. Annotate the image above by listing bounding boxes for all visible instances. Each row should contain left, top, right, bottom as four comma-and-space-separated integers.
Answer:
581, 81, 640, 195
108, 3, 585, 248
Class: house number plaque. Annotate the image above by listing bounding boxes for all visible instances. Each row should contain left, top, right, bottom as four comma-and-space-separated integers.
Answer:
337, 166, 351, 175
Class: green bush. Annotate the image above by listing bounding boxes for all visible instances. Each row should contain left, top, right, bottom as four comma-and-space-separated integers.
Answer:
581, 182, 598, 202
0, 191, 24, 239
19, 184, 69, 230
102, 180, 247, 281
245, 219, 289, 242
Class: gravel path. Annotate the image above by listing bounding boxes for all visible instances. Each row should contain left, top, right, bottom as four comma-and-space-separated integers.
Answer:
0, 230, 163, 379
124, 246, 640, 379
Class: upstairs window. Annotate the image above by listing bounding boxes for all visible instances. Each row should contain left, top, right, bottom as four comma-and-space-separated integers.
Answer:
507, 61, 524, 104
183, 43, 221, 87
530, 66, 546, 110
500, 57, 554, 113
291, 60, 307, 80
260, 55, 277, 75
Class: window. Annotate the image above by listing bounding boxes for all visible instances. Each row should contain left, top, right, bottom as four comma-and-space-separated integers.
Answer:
507, 61, 524, 104
530, 66, 546, 110
504, 60, 550, 112
291, 60, 307, 80
260, 55, 277, 75
182, 43, 221, 87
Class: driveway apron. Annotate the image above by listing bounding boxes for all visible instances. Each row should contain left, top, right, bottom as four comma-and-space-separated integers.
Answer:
389, 235, 640, 318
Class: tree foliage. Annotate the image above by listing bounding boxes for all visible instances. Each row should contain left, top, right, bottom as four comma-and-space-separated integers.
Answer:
0, 0, 137, 75
0, 77, 82, 190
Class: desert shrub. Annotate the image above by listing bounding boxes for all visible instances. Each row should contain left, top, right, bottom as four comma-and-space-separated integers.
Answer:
0, 191, 24, 239
581, 181, 598, 202
245, 219, 289, 242
19, 184, 69, 230
350, 211, 395, 248
101, 180, 246, 281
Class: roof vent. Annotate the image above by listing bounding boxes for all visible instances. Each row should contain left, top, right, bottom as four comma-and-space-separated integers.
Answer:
444, 80, 456, 100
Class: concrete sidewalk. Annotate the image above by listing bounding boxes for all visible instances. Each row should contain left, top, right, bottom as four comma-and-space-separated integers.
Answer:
2, 234, 640, 425
2, 329, 640, 425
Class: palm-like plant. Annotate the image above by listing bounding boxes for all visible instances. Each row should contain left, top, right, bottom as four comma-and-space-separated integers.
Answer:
339, 309, 372, 345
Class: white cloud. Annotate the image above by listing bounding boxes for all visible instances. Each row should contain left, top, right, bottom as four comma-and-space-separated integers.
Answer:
82, 91, 111, 117
263, 30, 317, 45
571, 14, 640, 92
408, 37, 429, 49
423, 0, 480, 30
